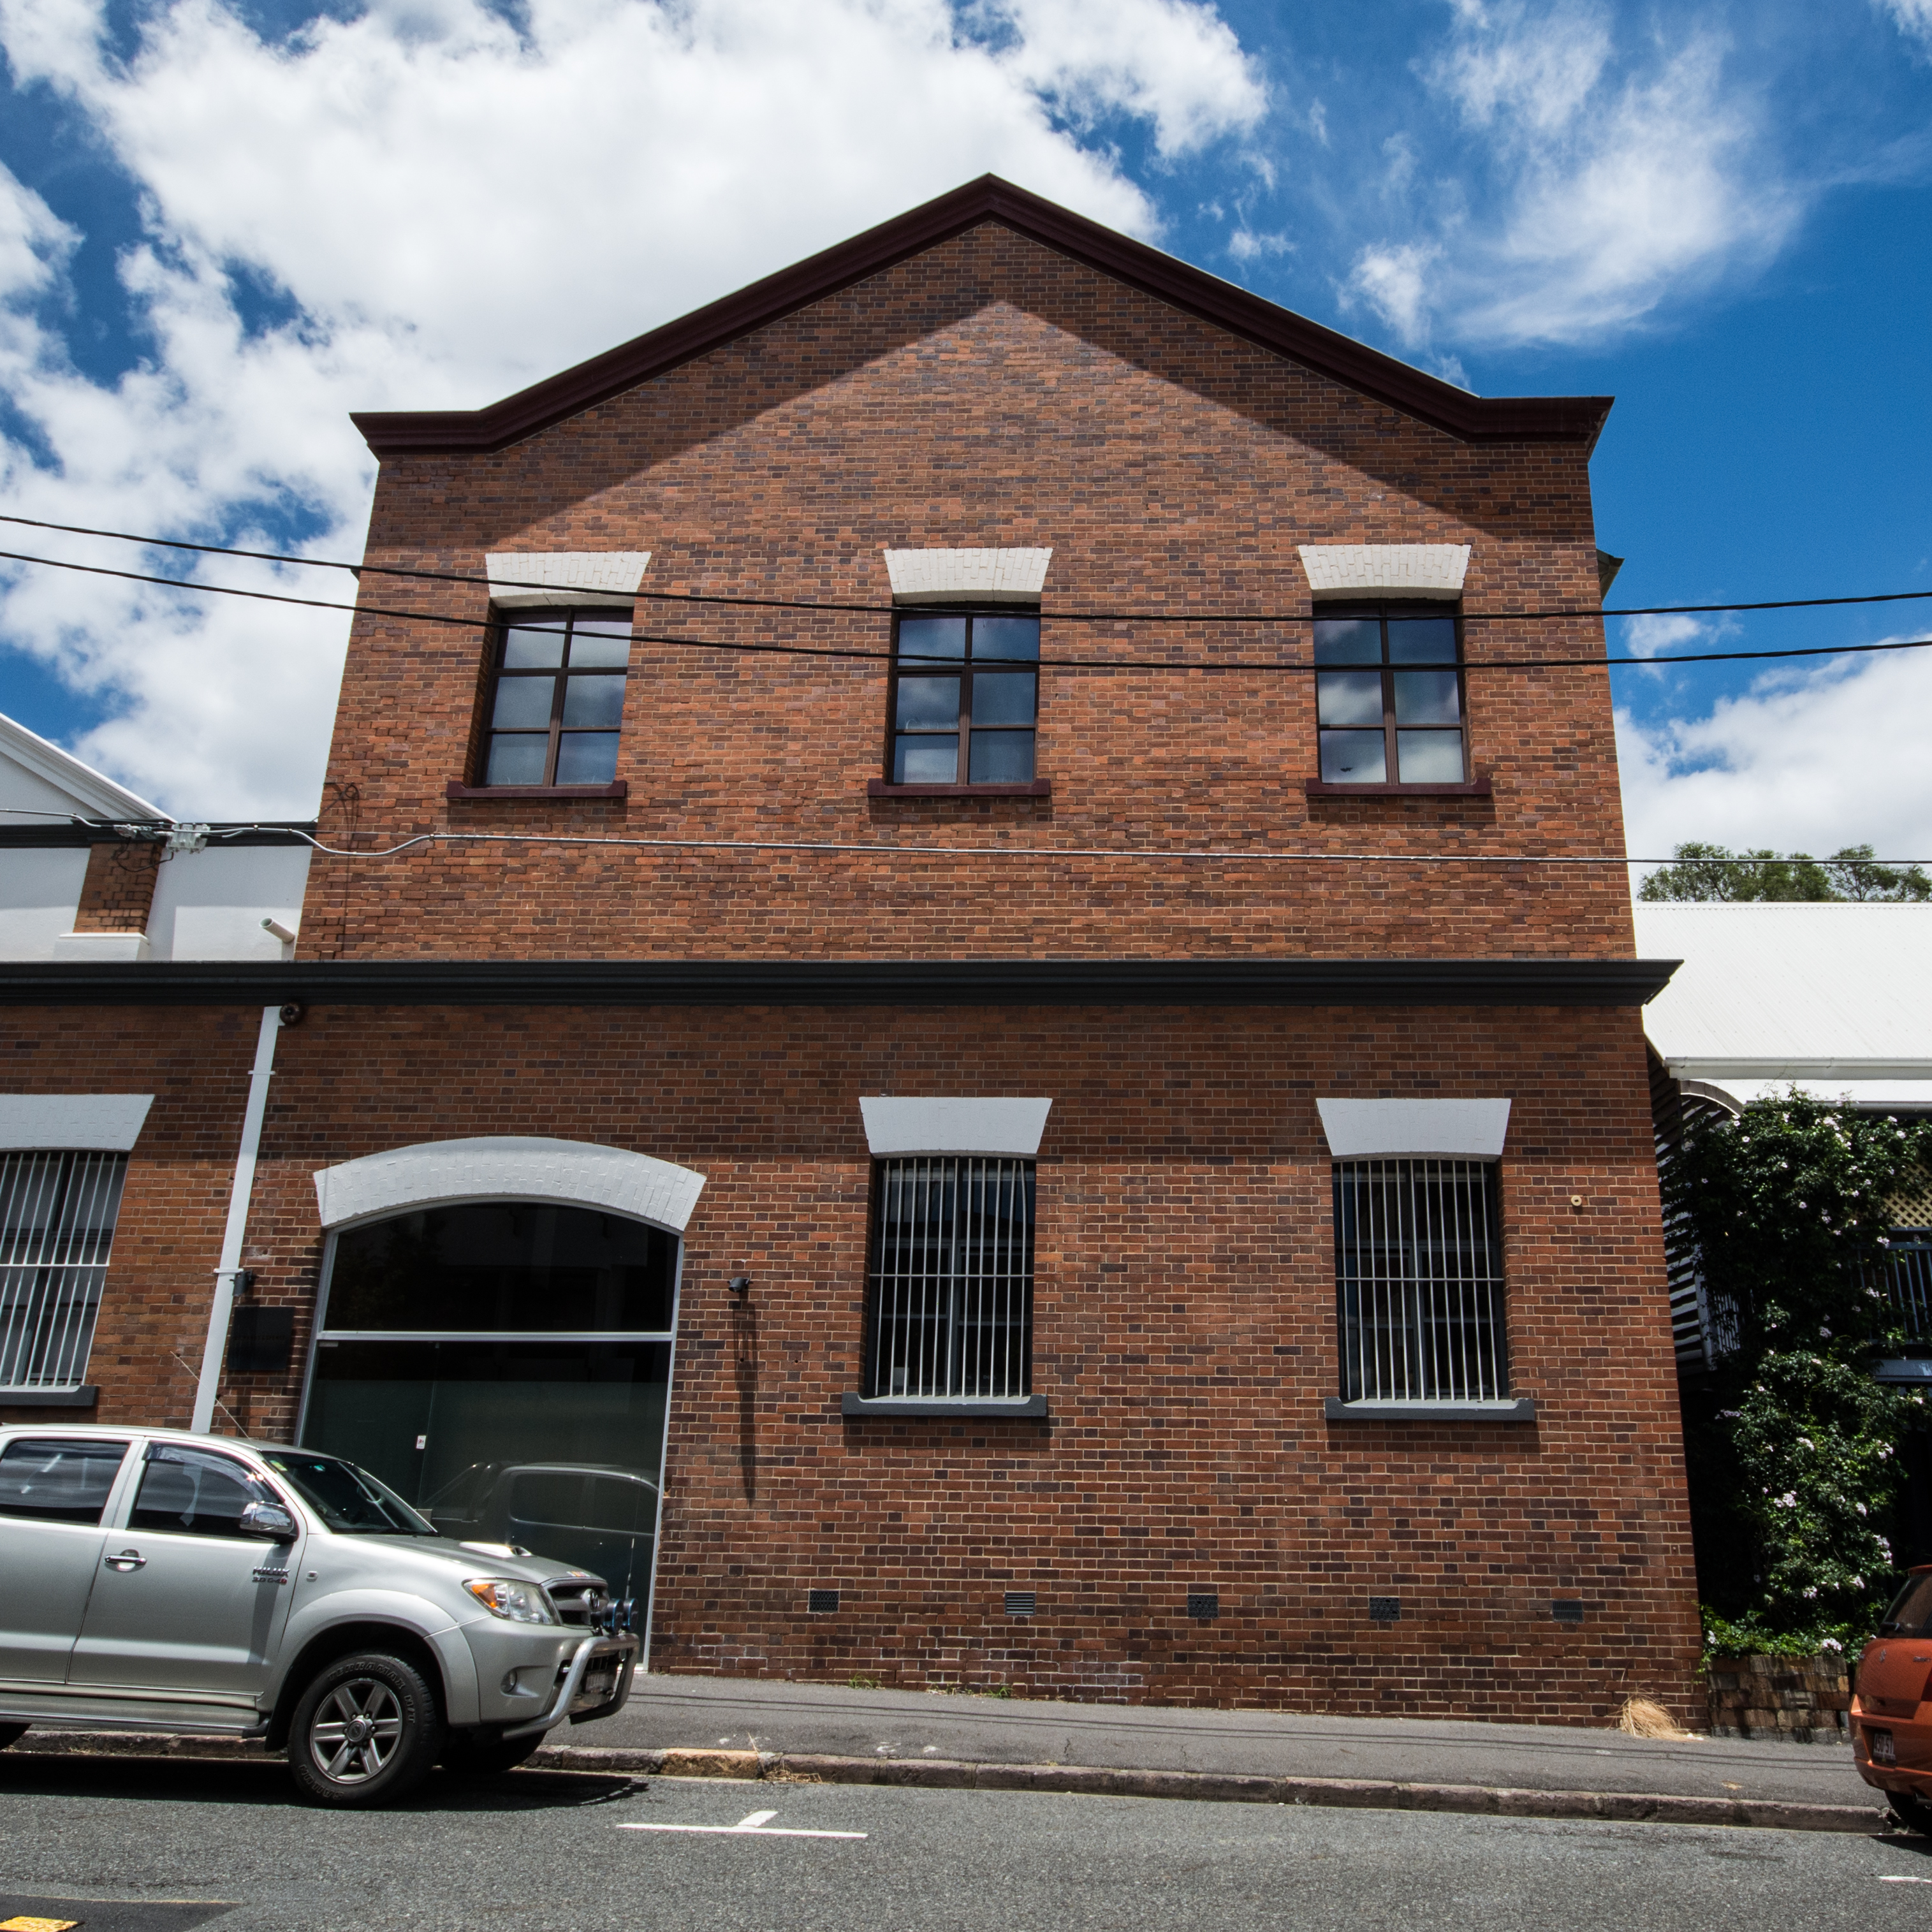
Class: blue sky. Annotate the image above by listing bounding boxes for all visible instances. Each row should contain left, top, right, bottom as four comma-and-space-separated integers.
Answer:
0, 0, 1928, 860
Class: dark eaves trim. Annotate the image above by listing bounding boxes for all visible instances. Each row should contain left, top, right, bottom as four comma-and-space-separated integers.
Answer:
351, 177, 1612, 458
0, 958, 1680, 1007
0, 823, 320, 849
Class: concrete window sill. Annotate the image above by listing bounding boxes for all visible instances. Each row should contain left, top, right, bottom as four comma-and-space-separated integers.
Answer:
841, 1394, 1049, 1419
1324, 1396, 1535, 1422
0, 1386, 99, 1407
1304, 777, 1492, 799
866, 780, 1051, 800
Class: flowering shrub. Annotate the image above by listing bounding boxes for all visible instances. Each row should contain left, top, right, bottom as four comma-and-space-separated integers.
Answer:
1668, 1091, 1932, 1646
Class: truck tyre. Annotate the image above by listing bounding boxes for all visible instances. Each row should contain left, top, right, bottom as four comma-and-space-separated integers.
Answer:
287, 1652, 444, 1808
0, 1723, 27, 1751
441, 1728, 544, 1777
1890, 1790, 1932, 1836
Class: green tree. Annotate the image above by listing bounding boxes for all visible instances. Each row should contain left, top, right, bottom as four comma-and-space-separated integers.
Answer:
1669, 1092, 1932, 1644
1640, 841, 1931, 904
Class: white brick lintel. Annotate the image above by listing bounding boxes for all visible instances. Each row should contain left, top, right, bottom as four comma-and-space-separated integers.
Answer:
1298, 544, 1470, 601
882, 548, 1053, 605
486, 552, 652, 609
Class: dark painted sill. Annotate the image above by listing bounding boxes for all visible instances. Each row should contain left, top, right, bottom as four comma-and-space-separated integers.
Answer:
867, 780, 1051, 799
1304, 777, 1492, 799
1324, 1396, 1535, 1423
842, 1393, 1049, 1419
0, 1386, 98, 1408
446, 782, 628, 801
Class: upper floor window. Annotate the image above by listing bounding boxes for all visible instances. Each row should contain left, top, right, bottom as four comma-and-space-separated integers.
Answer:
1314, 606, 1465, 786
888, 613, 1039, 785
481, 608, 633, 787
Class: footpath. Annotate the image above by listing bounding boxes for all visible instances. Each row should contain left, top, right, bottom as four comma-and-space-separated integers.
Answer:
15, 1672, 1895, 1835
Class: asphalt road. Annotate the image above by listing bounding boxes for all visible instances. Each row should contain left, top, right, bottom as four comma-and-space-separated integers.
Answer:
594, 1671, 1875, 1807
1, 1754, 1928, 1932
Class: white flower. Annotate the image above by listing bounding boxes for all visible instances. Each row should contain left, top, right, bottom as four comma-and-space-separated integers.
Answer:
1778, 1492, 1798, 1509
1856, 1503, 1868, 1517
1824, 1637, 1845, 1650
1798, 1438, 1815, 1449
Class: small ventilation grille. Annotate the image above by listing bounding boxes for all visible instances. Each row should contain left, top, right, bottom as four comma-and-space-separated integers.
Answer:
1004, 1591, 1037, 1618
1368, 1596, 1401, 1623
807, 1589, 840, 1614
1186, 1593, 1219, 1621
1552, 1599, 1584, 1624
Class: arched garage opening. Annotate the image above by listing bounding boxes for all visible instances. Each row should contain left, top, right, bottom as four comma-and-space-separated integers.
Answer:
299, 1139, 703, 1630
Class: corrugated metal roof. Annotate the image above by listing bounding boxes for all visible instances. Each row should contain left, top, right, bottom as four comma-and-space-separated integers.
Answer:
1634, 904, 1932, 1093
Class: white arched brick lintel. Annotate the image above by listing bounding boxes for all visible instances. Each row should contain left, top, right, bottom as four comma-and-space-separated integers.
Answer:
312, 1137, 706, 1233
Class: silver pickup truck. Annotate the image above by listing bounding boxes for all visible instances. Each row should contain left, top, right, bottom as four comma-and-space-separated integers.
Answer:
0, 1424, 640, 1806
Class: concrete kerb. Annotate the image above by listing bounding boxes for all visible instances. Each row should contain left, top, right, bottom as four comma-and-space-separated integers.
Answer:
6, 1731, 1893, 1835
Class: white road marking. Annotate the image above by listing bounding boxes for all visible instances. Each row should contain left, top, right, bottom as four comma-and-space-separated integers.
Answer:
620, 1808, 867, 1841
1878, 1875, 1932, 1884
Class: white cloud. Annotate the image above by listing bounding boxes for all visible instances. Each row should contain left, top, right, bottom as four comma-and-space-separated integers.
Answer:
1875, 0, 1932, 46
1342, 6, 1802, 349
1616, 646, 1932, 873
0, 0, 1264, 816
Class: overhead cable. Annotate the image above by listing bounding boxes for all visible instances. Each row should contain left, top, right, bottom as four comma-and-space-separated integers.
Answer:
3, 546, 1931, 675
3, 509, 1931, 626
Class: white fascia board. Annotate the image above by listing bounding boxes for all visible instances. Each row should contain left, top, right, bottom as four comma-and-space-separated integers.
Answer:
881, 549, 1053, 605
860, 1097, 1053, 1158
1297, 545, 1471, 601
485, 552, 652, 610
1317, 1097, 1511, 1159
0, 1094, 154, 1151
1687, 1077, 1932, 1112
1665, 1058, 1932, 1081
314, 1136, 706, 1233
0, 711, 168, 823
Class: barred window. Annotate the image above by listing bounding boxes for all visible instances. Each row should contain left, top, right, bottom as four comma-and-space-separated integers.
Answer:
1333, 1159, 1508, 1403
864, 1157, 1034, 1400
1, 1151, 129, 1393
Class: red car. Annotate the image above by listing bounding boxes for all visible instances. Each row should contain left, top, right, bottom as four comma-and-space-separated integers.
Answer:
1854, 1569, 1932, 1830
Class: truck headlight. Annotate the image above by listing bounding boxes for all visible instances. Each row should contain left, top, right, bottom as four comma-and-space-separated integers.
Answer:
464, 1577, 558, 1625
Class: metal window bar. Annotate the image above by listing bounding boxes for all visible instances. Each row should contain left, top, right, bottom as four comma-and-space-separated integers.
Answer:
0, 1151, 128, 1390
865, 1157, 1034, 1400
1886, 1236, 1932, 1340
1333, 1159, 1508, 1402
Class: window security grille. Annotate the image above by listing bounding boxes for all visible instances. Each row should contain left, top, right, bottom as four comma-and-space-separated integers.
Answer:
1, 1151, 128, 1391
1887, 1236, 1932, 1340
865, 1157, 1034, 1401
1334, 1159, 1509, 1403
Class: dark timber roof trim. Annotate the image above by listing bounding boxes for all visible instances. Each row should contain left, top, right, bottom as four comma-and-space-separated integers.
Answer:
0, 958, 1677, 1007
352, 177, 1613, 458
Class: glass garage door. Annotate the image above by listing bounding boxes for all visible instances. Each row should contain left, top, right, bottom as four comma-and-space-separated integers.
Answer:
299, 1203, 678, 1617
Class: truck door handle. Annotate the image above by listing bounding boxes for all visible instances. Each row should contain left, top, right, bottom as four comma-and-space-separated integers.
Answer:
104, 1550, 146, 1572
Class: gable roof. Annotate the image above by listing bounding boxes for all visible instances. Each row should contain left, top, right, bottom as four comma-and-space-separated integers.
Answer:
0, 710, 167, 824
353, 176, 1612, 459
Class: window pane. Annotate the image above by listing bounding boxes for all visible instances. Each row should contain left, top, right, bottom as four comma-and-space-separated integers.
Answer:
894, 675, 961, 731
897, 617, 968, 662
555, 733, 620, 784
1314, 618, 1382, 666
485, 735, 549, 786
1397, 731, 1465, 782
561, 673, 627, 729
0, 1437, 128, 1524
567, 628, 632, 670
969, 671, 1036, 727
1319, 730, 1387, 783
969, 731, 1035, 782
1316, 671, 1383, 727
1392, 669, 1460, 726
491, 677, 555, 730
1387, 617, 1458, 665
129, 1444, 272, 1539
502, 623, 567, 669
972, 617, 1040, 662
327, 1203, 678, 1334
894, 735, 958, 782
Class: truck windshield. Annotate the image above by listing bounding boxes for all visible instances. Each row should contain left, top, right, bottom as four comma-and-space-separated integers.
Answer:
262, 1451, 437, 1535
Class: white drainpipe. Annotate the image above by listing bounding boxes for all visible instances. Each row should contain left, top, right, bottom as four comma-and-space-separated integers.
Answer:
192, 1004, 282, 1433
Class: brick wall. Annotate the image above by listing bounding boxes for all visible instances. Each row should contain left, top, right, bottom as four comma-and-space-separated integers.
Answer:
305, 223, 1632, 965
27, 990, 1697, 1725
71, 838, 162, 934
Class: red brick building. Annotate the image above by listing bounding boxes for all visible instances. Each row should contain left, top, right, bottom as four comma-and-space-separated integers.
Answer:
1, 178, 1699, 1723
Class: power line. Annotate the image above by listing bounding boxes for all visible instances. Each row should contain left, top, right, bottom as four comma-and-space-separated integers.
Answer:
4, 545, 1932, 675
4, 508, 1931, 626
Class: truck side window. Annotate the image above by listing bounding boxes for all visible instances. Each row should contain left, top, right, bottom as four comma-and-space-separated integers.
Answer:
128, 1444, 274, 1539
0, 1436, 129, 1525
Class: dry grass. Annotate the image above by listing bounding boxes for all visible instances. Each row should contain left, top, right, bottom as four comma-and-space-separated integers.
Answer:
1617, 1695, 1697, 1740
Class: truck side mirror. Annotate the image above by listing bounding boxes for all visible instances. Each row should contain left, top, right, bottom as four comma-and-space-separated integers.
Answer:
240, 1499, 299, 1542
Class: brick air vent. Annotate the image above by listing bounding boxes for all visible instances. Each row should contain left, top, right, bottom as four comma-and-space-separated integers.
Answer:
1368, 1597, 1401, 1623
807, 1590, 840, 1614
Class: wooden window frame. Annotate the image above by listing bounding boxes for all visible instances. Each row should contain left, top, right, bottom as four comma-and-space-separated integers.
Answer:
884, 608, 1040, 789
472, 606, 634, 791
1312, 602, 1471, 791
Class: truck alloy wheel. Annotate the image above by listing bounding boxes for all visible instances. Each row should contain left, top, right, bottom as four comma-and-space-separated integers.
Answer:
289, 1652, 443, 1808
